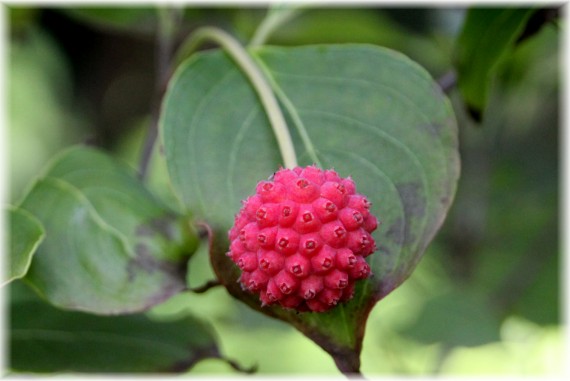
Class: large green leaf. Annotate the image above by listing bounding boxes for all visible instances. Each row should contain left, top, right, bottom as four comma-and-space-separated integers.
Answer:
161, 45, 459, 371
10, 298, 226, 373
3, 207, 45, 286
18, 147, 198, 314
454, 8, 535, 119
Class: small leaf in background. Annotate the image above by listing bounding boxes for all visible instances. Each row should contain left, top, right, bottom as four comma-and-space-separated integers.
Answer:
161, 45, 459, 371
453, 8, 535, 120
3, 207, 45, 286
18, 147, 199, 314
9, 298, 240, 373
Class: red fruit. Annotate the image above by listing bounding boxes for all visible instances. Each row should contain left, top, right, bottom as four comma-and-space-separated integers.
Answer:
274, 270, 299, 295
243, 269, 269, 292
285, 253, 311, 278
299, 232, 323, 257
348, 257, 372, 280
340, 282, 355, 302
239, 223, 259, 251
306, 298, 328, 312
293, 205, 322, 234
299, 275, 324, 300
363, 214, 379, 233
348, 194, 371, 219
300, 165, 325, 185
319, 288, 342, 307
287, 177, 320, 203
256, 203, 280, 228
227, 166, 379, 312
338, 207, 364, 231
310, 245, 335, 274
256, 181, 286, 203
341, 177, 356, 195
320, 221, 348, 248
236, 251, 257, 272
275, 228, 299, 255
265, 278, 283, 302
336, 248, 357, 270
321, 181, 349, 208
324, 169, 341, 182
258, 249, 284, 275
312, 197, 338, 223
228, 239, 246, 261
243, 195, 262, 220
347, 229, 375, 256
324, 269, 349, 289
257, 227, 277, 249
278, 200, 299, 227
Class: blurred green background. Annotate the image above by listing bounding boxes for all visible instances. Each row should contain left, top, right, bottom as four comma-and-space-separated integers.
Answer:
5, 5, 563, 375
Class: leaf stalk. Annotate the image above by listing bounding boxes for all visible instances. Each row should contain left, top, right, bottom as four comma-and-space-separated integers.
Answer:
179, 26, 298, 169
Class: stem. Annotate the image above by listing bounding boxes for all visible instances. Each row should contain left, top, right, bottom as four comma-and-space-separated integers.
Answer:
138, 7, 182, 181
437, 70, 457, 94
186, 279, 221, 294
251, 56, 322, 167
249, 6, 301, 47
180, 26, 298, 169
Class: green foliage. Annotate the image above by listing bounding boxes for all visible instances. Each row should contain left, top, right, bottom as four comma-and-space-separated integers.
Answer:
63, 7, 158, 34
161, 44, 459, 368
4, 208, 45, 286
454, 8, 535, 118
10, 298, 223, 373
5, 5, 560, 376
18, 147, 199, 314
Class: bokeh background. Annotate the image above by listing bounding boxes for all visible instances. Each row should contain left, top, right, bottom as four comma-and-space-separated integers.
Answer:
5, 6, 563, 375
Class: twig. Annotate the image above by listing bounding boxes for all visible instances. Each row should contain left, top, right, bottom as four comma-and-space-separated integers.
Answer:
187, 279, 222, 294
437, 70, 457, 94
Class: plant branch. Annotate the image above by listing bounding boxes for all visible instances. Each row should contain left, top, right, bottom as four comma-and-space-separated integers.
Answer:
249, 5, 302, 47
138, 7, 182, 181
437, 70, 457, 94
187, 279, 222, 294
177, 26, 298, 169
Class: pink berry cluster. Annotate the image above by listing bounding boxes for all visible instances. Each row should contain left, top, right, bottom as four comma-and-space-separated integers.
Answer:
227, 166, 378, 313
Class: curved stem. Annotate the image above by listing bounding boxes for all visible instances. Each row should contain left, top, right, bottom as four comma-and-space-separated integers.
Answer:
249, 6, 301, 47
180, 27, 298, 169
252, 55, 322, 167
186, 279, 221, 294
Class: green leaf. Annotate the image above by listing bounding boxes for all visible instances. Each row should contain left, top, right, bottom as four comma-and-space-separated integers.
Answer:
3, 207, 45, 286
18, 147, 198, 314
62, 7, 158, 35
454, 8, 535, 118
161, 45, 459, 371
10, 299, 227, 373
